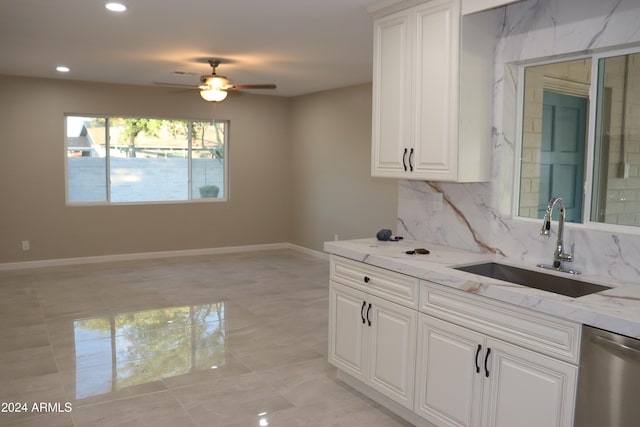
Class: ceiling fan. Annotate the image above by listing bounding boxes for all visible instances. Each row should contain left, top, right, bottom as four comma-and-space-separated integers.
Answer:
156, 59, 277, 102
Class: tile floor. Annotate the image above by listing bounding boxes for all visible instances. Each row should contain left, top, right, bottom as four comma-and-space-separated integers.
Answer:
0, 249, 413, 427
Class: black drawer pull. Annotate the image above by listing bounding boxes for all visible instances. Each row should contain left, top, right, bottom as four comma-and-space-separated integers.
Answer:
366, 303, 372, 326
409, 147, 414, 171
402, 148, 408, 171
361, 301, 366, 324
485, 347, 491, 378
475, 344, 482, 374
364, 276, 370, 283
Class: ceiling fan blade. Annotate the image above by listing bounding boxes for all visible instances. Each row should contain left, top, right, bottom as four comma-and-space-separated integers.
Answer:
229, 84, 277, 90
171, 88, 199, 94
153, 82, 199, 89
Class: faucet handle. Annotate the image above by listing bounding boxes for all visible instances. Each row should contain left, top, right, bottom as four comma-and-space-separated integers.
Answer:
558, 252, 572, 262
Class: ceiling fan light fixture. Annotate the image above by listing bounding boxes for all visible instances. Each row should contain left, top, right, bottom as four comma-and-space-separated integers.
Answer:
153, 58, 275, 102
105, 2, 127, 12
199, 74, 230, 101
200, 88, 228, 102
202, 75, 229, 89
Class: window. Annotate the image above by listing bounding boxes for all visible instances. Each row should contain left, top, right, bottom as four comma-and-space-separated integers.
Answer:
65, 116, 228, 204
515, 47, 640, 230
518, 58, 591, 223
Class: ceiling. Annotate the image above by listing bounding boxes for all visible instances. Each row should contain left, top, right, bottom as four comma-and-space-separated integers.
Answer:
0, 0, 379, 97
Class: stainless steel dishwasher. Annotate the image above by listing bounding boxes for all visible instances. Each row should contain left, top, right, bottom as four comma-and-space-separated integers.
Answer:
575, 325, 640, 427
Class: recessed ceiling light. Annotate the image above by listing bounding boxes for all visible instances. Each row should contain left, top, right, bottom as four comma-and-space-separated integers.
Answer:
56, 66, 70, 73
105, 2, 126, 12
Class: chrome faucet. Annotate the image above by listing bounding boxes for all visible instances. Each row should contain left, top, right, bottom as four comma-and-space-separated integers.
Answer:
538, 196, 579, 274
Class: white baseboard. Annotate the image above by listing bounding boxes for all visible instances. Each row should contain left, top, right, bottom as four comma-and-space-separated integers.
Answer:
285, 243, 330, 260
0, 242, 328, 271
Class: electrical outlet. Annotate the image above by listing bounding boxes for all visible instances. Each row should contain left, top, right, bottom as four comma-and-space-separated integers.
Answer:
334, 234, 339, 241
21, 240, 30, 251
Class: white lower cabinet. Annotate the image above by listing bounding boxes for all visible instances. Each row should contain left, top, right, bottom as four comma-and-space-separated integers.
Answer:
415, 315, 483, 426
329, 281, 417, 409
482, 337, 577, 427
415, 314, 578, 427
329, 282, 367, 381
327, 256, 579, 427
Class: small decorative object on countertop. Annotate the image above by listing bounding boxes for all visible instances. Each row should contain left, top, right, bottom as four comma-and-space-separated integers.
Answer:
376, 229, 403, 242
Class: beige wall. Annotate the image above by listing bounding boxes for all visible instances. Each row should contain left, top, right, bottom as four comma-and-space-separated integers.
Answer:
290, 84, 398, 252
0, 75, 292, 262
1, 77, 396, 263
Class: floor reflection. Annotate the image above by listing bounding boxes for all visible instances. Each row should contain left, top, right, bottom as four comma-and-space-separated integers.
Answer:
73, 302, 225, 399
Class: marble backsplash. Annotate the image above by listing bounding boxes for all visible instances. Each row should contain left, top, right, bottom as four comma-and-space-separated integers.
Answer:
397, 0, 640, 283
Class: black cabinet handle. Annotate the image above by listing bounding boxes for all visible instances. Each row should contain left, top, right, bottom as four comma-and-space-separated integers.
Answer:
475, 344, 482, 374
361, 301, 366, 324
409, 148, 414, 171
364, 276, 370, 283
366, 303, 372, 326
484, 347, 491, 378
403, 148, 408, 171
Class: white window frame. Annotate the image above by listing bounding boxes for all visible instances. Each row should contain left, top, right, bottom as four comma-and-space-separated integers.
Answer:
64, 114, 229, 205
511, 46, 640, 236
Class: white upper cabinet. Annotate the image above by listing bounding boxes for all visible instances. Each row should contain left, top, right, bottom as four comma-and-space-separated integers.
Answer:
461, 0, 522, 15
370, 0, 494, 182
371, 11, 412, 176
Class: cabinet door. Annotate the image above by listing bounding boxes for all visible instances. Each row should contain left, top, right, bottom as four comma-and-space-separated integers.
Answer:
328, 282, 367, 382
482, 338, 577, 427
415, 314, 484, 427
412, 0, 459, 180
461, 0, 523, 15
367, 294, 417, 409
371, 10, 412, 178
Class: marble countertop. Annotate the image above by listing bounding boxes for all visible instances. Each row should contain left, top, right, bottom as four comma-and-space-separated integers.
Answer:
324, 238, 640, 339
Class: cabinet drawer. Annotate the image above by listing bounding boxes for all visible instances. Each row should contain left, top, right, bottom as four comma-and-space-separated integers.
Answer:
420, 281, 580, 364
330, 256, 419, 309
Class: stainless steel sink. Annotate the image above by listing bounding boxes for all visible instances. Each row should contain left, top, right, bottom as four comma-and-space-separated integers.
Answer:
453, 262, 611, 298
